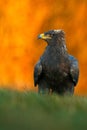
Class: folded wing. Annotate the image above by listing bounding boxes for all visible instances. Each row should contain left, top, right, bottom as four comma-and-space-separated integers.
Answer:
34, 60, 42, 86
69, 55, 79, 86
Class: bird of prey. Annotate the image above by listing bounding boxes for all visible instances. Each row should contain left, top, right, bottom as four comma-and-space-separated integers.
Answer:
34, 29, 79, 95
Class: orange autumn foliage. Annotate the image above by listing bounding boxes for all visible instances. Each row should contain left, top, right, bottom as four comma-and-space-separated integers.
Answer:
0, 0, 87, 95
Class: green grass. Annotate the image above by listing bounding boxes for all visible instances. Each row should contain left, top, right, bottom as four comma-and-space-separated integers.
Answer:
0, 89, 87, 130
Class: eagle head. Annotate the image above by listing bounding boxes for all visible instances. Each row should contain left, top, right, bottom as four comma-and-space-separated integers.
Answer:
38, 29, 65, 45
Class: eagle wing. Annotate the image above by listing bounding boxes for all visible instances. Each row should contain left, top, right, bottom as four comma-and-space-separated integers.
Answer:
34, 60, 42, 86
69, 55, 79, 86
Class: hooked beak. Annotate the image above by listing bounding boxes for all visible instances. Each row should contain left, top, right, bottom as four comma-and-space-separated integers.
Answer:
38, 33, 51, 40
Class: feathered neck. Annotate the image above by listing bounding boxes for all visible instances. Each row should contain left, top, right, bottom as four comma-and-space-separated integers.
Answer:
47, 37, 68, 56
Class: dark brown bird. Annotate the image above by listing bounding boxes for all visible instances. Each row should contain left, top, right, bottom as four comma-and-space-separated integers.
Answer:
34, 29, 79, 95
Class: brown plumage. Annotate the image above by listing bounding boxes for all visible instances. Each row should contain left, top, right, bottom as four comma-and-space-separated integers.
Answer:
34, 30, 79, 95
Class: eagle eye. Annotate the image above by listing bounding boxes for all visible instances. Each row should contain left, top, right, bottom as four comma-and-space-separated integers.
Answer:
50, 33, 54, 37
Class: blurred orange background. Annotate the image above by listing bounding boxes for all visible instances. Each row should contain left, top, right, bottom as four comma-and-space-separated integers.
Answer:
0, 0, 87, 95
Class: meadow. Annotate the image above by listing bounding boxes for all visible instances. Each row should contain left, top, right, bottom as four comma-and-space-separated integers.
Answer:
0, 89, 87, 130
